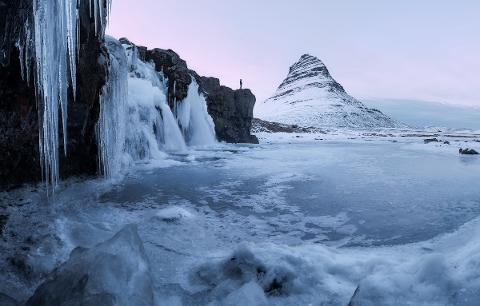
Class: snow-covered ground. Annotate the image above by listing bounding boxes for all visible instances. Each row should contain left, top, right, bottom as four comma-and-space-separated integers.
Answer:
1, 130, 480, 305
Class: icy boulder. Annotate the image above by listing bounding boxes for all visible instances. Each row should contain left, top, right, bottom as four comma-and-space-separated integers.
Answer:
26, 225, 154, 306
190, 247, 301, 304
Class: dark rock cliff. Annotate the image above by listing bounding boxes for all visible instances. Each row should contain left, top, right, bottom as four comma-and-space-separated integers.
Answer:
0, 0, 39, 187
0, 0, 109, 189
201, 77, 258, 144
120, 38, 258, 144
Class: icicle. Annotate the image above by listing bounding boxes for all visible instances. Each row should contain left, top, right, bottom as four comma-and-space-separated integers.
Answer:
30, 0, 79, 189
97, 37, 128, 178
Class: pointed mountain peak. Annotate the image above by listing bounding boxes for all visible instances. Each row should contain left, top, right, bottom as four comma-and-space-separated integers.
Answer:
298, 53, 323, 63
295, 54, 326, 68
277, 54, 333, 92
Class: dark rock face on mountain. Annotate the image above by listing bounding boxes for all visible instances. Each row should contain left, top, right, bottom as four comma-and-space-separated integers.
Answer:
251, 118, 324, 134
201, 77, 259, 144
256, 54, 399, 129
121, 38, 258, 144
0, 0, 108, 189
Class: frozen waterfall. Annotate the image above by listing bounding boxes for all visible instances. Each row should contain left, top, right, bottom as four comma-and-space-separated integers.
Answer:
176, 80, 217, 146
97, 37, 128, 179
96, 39, 217, 177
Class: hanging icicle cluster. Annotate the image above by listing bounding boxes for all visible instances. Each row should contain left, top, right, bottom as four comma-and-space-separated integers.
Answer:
32, 0, 79, 187
16, 0, 111, 188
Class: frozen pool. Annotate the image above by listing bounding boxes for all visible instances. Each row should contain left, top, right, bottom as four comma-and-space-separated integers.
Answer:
101, 141, 480, 246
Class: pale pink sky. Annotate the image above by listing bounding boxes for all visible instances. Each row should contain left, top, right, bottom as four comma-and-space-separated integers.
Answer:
107, 0, 480, 106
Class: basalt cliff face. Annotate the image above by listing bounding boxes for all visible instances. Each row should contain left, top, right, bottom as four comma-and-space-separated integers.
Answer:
0, 0, 109, 188
201, 77, 258, 144
120, 38, 258, 144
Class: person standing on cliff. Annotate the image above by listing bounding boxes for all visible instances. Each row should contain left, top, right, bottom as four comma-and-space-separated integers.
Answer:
240, 79, 243, 89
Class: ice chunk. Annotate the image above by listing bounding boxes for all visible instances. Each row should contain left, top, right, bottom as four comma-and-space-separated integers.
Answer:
155, 206, 194, 223
26, 225, 154, 306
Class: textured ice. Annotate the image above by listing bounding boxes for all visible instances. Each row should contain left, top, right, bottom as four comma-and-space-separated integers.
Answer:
1, 133, 479, 305
26, 225, 154, 306
175, 79, 217, 146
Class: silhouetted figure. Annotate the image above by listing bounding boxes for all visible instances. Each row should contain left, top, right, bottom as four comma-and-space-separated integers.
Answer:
240, 79, 243, 89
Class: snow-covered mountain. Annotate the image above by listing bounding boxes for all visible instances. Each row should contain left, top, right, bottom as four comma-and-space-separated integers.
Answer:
255, 54, 399, 129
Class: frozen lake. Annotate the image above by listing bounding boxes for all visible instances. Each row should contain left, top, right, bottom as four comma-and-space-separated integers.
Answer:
2, 138, 480, 305
102, 141, 480, 246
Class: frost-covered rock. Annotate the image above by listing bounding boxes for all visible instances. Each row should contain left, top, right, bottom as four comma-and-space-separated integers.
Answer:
255, 54, 399, 129
26, 225, 154, 306
190, 247, 301, 304
459, 148, 479, 155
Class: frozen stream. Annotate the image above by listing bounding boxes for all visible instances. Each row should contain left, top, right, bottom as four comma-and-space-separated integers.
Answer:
1, 139, 480, 305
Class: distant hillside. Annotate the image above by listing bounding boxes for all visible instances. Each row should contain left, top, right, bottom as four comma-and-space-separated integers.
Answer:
362, 98, 480, 130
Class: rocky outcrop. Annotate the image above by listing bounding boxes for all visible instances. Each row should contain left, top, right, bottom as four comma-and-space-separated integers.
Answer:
0, 0, 109, 189
121, 38, 258, 144
0, 0, 39, 187
459, 148, 479, 155
424, 138, 439, 144
201, 77, 258, 144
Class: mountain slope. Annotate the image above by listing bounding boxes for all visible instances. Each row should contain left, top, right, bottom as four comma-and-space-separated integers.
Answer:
255, 54, 399, 129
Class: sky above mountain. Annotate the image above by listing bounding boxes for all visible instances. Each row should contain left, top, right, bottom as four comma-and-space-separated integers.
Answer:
107, 0, 480, 107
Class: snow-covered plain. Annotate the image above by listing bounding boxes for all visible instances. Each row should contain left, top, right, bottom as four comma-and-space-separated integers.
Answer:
1, 130, 480, 305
